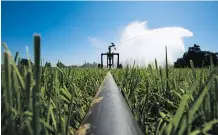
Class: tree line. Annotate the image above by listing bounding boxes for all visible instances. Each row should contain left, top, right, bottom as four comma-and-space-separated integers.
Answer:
13, 59, 99, 68
174, 44, 218, 68
12, 44, 218, 68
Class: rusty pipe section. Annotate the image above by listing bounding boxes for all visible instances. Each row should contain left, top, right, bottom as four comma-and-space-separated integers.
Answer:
75, 72, 144, 135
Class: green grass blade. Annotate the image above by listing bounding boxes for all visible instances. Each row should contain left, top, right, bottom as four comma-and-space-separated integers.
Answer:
32, 34, 41, 135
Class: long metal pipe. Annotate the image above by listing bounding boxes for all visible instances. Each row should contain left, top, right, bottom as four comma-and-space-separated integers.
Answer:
107, 54, 108, 68
113, 53, 119, 68
75, 72, 144, 135
117, 54, 119, 68
101, 53, 103, 68
112, 55, 114, 67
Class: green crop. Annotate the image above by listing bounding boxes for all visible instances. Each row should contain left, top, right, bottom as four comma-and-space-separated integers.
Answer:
1, 35, 218, 135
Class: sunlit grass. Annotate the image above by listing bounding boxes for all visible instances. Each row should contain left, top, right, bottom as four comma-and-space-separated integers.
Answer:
1, 35, 218, 135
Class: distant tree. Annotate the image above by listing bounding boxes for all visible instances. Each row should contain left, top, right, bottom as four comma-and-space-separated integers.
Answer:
19, 58, 33, 67
81, 62, 98, 68
174, 44, 218, 68
45, 62, 52, 68
56, 60, 65, 68
71, 65, 78, 68
188, 44, 201, 52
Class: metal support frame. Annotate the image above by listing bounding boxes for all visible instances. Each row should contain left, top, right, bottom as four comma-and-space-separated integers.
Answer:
100, 43, 120, 69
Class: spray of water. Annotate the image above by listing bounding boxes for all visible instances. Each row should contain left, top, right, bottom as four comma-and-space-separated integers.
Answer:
116, 21, 193, 67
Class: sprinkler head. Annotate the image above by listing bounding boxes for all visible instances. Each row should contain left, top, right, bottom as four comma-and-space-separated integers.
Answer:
111, 43, 115, 47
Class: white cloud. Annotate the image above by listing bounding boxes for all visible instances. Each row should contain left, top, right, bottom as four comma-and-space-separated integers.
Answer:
89, 21, 193, 67
88, 37, 108, 50
116, 21, 193, 67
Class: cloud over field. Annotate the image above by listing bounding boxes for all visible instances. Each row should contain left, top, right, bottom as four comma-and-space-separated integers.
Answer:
89, 21, 193, 67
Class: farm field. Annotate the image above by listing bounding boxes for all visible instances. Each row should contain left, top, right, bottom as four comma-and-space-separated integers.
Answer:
1, 42, 218, 135
2, 2, 218, 135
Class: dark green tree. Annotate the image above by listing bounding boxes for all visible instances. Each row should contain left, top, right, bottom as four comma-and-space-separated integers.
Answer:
81, 62, 98, 68
56, 60, 65, 68
19, 58, 33, 67
174, 44, 218, 68
45, 62, 52, 68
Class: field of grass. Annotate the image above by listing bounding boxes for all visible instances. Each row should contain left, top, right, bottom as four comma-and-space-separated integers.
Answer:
1, 36, 218, 135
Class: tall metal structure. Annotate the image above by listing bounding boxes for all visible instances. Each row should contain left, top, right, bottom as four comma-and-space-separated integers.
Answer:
99, 43, 121, 69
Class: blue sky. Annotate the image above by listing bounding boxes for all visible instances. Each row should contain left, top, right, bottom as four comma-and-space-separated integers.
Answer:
1, 2, 218, 66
